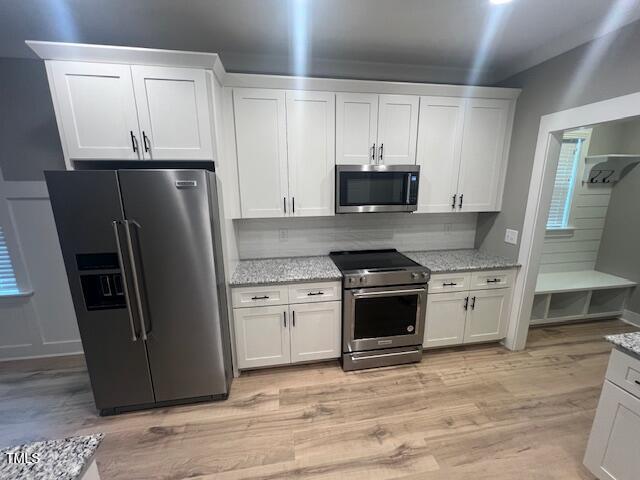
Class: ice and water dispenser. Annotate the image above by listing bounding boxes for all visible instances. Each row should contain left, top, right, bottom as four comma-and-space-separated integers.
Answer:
76, 253, 126, 310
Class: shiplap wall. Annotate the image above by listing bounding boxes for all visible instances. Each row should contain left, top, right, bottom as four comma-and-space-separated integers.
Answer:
236, 212, 477, 259
540, 124, 621, 273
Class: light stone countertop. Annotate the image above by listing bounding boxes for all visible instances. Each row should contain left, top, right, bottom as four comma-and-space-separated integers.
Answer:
0, 434, 103, 480
230, 249, 518, 287
606, 332, 640, 358
403, 249, 520, 273
230, 256, 342, 287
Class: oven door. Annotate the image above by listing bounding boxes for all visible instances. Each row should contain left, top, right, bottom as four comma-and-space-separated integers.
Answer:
343, 284, 427, 352
336, 165, 419, 213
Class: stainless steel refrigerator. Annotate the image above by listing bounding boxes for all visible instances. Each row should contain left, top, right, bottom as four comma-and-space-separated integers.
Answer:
45, 165, 232, 415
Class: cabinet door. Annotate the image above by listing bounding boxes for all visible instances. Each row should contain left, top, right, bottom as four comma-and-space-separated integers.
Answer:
50, 61, 141, 160
463, 288, 510, 344
424, 292, 468, 348
286, 91, 335, 217
233, 88, 289, 218
336, 93, 378, 165
377, 94, 419, 165
457, 99, 510, 212
131, 66, 213, 160
289, 301, 341, 363
415, 97, 465, 212
584, 380, 640, 480
233, 306, 290, 369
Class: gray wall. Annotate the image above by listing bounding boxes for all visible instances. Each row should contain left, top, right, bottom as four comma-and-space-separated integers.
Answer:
596, 119, 640, 315
0, 58, 65, 181
476, 20, 640, 260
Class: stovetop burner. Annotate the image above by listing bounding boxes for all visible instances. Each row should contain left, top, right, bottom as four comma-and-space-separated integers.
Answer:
329, 249, 430, 288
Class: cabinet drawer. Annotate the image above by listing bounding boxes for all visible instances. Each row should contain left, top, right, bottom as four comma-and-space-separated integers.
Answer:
429, 273, 471, 293
288, 281, 342, 304
470, 269, 514, 290
232, 285, 289, 308
606, 348, 640, 399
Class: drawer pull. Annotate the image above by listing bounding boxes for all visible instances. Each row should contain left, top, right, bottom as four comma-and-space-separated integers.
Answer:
307, 291, 325, 296
635, 380, 640, 386
486, 278, 501, 283
251, 295, 270, 300
443, 282, 458, 287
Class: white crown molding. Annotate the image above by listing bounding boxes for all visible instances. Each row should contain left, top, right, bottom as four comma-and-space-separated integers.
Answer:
25, 40, 227, 84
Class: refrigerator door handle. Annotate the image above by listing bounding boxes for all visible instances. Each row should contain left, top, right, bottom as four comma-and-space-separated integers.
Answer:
112, 221, 138, 342
123, 219, 149, 341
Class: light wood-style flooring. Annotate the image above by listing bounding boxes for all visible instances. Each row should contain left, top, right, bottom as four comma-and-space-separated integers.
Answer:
0, 319, 637, 479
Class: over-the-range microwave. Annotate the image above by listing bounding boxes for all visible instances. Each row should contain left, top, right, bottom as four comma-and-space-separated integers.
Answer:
335, 164, 420, 213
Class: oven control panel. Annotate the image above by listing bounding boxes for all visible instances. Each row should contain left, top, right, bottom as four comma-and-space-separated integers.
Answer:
343, 269, 430, 289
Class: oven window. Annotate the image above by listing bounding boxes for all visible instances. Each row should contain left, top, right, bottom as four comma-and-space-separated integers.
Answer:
339, 172, 408, 206
353, 293, 418, 339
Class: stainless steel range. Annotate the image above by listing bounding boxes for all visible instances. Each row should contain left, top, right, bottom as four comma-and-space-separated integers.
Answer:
329, 249, 430, 371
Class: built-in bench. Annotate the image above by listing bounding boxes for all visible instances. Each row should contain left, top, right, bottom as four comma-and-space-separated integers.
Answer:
530, 270, 637, 325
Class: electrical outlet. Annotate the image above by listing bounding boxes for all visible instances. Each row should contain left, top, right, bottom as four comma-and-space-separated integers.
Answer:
279, 229, 288, 242
504, 228, 519, 245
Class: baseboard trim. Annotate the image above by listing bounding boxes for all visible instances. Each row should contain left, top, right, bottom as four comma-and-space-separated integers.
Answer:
0, 349, 83, 363
621, 309, 640, 327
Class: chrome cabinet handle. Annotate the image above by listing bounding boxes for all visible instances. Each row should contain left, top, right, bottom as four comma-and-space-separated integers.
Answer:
371, 143, 376, 162
130, 131, 138, 153
123, 220, 148, 341
459, 194, 464, 209
452, 194, 457, 209
142, 131, 150, 152
112, 221, 137, 342
378, 143, 384, 163
471, 296, 476, 310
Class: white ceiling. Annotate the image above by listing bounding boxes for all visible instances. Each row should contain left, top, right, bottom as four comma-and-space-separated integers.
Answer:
2, 0, 640, 84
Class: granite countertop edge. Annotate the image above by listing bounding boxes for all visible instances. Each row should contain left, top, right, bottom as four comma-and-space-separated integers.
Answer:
230, 249, 520, 287
606, 332, 640, 358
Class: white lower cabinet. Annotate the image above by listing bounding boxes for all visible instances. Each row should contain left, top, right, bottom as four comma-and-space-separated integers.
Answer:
463, 289, 510, 344
232, 282, 341, 370
424, 292, 468, 348
233, 305, 290, 369
424, 269, 514, 348
584, 349, 640, 480
289, 301, 341, 363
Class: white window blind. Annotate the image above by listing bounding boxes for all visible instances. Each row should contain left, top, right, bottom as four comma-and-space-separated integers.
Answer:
0, 226, 19, 295
547, 138, 582, 229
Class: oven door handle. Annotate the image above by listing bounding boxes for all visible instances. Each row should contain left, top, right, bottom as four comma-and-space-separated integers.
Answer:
353, 288, 426, 298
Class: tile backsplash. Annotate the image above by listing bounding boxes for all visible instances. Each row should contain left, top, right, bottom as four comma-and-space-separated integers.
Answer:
235, 212, 477, 259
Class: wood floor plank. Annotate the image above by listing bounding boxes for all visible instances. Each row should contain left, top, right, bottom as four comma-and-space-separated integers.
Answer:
0, 318, 636, 479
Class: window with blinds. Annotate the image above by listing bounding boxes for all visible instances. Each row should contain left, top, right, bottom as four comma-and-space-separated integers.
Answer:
547, 138, 582, 229
0, 226, 19, 295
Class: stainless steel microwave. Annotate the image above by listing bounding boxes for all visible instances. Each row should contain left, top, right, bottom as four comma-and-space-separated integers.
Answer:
335, 165, 420, 213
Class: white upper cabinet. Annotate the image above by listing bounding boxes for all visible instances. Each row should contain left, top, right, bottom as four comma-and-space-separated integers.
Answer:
336, 93, 379, 165
377, 94, 419, 165
50, 61, 142, 160
131, 66, 213, 160
415, 97, 511, 213
416, 96, 465, 213
336, 93, 419, 165
286, 91, 335, 217
233, 88, 289, 218
457, 98, 510, 212
48, 60, 215, 162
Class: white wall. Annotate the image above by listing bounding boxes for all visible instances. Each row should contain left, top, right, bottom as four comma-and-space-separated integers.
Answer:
0, 180, 81, 360
235, 212, 477, 259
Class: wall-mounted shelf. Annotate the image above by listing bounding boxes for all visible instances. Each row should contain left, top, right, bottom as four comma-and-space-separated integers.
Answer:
583, 154, 640, 184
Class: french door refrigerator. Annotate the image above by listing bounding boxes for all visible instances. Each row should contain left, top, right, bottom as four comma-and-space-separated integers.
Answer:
45, 166, 232, 415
